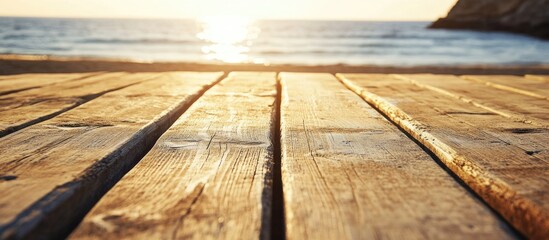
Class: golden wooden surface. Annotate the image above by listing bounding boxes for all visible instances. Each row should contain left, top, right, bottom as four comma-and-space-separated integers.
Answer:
280, 73, 512, 239
462, 75, 549, 100
0, 72, 223, 239
0, 73, 98, 96
394, 74, 549, 127
0, 72, 151, 137
0, 72, 547, 239
525, 75, 549, 82
338, 73, 549, 239
70, 72, 277, 239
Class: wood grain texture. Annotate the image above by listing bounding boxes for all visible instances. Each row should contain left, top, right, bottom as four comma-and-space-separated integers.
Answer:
338, 73, 549, 239
0, 72, 223, 239
280, 72, 513, 240
70, 72, 277, 240
462, 75, 549, 100
393, 74, 549, 127
0, 73, 98, 95
0, 72, 154, 137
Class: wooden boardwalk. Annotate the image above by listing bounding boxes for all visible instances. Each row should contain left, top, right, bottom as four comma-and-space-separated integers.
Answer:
0, 72, 547, 239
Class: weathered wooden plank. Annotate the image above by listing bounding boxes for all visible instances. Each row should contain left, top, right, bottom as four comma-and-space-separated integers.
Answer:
0, 75, 16, 80
525, 75, 549, 82
0, 73, 98, 96
337, 73, 549, 239
0, 72, 153, 137
0, 72, 223, 239
70, 72, 276, 240
0, 74, 64, 80
462, 75, 549, 100
280, 72, 514, 240
393, 74, 549, 127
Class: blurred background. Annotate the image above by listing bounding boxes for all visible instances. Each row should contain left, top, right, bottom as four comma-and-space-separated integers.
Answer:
0, 0, 547, 66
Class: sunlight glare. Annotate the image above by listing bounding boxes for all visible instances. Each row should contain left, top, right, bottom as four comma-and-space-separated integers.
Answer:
197, 16, 260, 63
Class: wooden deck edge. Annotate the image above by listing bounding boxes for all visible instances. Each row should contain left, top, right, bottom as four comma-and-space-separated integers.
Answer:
461, 75, 548, 100
0, 72, 227, 239
335, 73, 549, 239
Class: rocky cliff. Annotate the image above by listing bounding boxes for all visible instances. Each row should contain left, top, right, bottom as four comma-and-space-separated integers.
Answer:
430, 0, 549, 39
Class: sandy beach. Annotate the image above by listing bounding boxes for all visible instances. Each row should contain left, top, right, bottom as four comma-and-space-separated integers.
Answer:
2, 54, 549, 76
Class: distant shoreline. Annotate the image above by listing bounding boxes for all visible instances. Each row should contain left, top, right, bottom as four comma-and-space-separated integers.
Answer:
0, 15, 432, 23
1, 54, 548, 75
2, 18, 547, 67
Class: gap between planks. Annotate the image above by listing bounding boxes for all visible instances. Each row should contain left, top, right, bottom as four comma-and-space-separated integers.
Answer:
1, 72, 544, 239
271, 73, 286, 240
0, 73, 155, 138
337, 73, 549, 239
392, 74, 549, 128
0, 72, 226, 239
461, 75, 549, 100
0, 73, 104, 96
279, 73, 514, 240
69, 72, 277, 240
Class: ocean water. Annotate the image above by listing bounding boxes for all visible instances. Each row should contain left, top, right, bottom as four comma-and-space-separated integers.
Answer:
0, 17, 548, 66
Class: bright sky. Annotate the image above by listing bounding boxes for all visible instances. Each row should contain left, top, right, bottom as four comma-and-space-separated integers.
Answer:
0, 0, 458, 21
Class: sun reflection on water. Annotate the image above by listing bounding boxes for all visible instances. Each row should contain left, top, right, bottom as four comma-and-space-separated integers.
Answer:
197, 16, 261, 64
